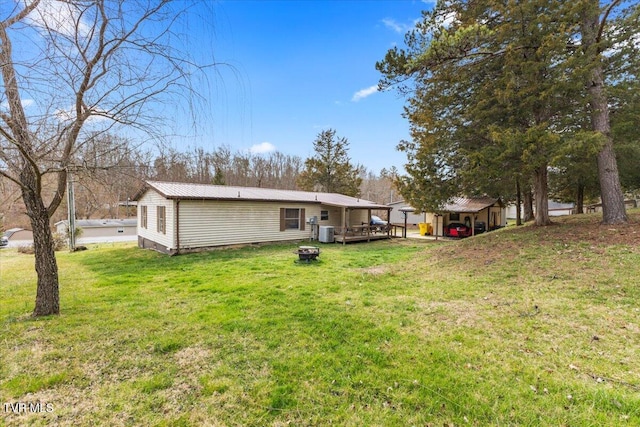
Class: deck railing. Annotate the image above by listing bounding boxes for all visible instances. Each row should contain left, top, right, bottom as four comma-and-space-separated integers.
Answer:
335, 224, 390, 237
336, 223, 409, 241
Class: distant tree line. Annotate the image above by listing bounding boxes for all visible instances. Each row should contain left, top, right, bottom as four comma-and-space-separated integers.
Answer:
1, 131, 397, 229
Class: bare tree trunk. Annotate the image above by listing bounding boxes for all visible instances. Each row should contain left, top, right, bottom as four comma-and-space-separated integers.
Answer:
523, 190, 534, 222
576, 182, 585, 214
533, 166, 551, 226
582, 1, 627, 224
21, 170, 60, 316
2, 0, 210, 317
596, 137, 627, 223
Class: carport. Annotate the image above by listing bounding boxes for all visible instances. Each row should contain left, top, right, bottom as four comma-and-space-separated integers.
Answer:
439, 197, 505, 237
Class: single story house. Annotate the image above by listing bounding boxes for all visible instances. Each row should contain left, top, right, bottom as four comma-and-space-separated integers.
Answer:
133, 181, 392, 255
55, 219, 137, 240
507, 200, 575, 218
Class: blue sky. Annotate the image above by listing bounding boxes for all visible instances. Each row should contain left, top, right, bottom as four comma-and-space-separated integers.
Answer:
183, 0, 435, 175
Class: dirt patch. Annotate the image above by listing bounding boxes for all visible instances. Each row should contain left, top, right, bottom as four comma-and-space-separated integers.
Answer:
174, 345, 211, 369
358, 266, 388, 275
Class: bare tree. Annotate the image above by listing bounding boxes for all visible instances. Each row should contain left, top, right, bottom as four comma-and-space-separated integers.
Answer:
359, 168, 396, 205
73, 133, 147, 218
0, 1, 210, 316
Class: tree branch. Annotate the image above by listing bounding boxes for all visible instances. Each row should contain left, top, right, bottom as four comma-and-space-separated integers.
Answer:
598, 0, 623, 44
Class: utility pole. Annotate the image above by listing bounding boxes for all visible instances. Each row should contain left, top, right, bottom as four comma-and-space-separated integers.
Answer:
67, 170, 76, 252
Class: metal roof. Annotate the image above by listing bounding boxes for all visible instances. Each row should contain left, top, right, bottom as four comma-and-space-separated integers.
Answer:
55, 219, 137, 228
134, 181, 390, 210
442, 197, 502, 213
387, 197, 502, 213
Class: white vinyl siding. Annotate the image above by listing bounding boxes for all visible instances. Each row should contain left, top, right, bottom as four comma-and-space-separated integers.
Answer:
321, 206, 342, 226
178, 200, 316, 249
137, 190, 175, 249
350, 210, 370, 226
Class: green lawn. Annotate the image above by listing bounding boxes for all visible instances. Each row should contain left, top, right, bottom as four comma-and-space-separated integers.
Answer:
1, 211, 639, 426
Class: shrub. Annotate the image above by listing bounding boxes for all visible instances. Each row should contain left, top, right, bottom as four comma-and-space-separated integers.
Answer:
52, 232, 67, 251
17, 244, 34, 254
16, 232, 67, 254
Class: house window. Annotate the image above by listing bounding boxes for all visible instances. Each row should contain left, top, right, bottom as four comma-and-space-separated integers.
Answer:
321, 210, 329, 221
449, 212, 460, 221
280, 208, 306, 231
141, 206, 148, 229
285, 208, 300, 229
157, 206, 166, 234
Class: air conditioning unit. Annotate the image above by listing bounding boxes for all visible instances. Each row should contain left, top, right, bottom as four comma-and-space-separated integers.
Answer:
318, 226, 334, 243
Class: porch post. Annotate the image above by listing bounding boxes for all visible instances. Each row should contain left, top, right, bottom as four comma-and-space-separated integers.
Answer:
471, 213, 475, 236
343, 207, 348, 245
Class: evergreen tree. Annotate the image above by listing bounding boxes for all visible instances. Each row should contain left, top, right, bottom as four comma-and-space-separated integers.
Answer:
377, 0, 637, 225
577, 0, 629, 223
378, 0, 572, 225
297, 129, 363, 196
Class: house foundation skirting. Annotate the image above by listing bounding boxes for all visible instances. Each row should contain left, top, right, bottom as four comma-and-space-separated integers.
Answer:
138, 236, 177, 256
138, 236, 317, 256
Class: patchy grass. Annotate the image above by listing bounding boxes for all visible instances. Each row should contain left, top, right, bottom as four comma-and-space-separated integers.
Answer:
1, 210, 639, 426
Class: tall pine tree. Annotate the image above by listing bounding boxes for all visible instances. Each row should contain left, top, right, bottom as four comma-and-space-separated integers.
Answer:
377, 0, 636, 225
297, 129, 363, 196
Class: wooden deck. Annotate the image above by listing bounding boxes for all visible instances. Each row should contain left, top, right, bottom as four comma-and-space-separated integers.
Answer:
334, 224, 403, 244
334, 233, 391, 243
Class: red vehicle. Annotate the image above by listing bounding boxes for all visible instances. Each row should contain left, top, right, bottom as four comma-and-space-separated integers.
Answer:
444, 222, 472, 238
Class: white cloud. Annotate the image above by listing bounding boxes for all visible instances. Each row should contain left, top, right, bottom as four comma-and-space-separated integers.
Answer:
1, 99, 34, 110
26, 0, 91, 38
437, 11, 457, 28
382, 17, 421, 34
249, 142, 276, 154
382, 18, 405, 34
352, 85, 378, 102
54, 105, 111, 123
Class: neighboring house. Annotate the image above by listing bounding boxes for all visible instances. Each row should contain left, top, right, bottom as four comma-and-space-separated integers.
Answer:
388, 200, 425, 226
390, 197, 506, 237
507, 200, 575, 218
4, 228, 34, 242
549, 201, 575, 216
133, 181, 392, 255
55, 219, 138, 240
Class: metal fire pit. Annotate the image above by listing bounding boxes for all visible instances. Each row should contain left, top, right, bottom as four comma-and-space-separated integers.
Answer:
295, 246, 320, 262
